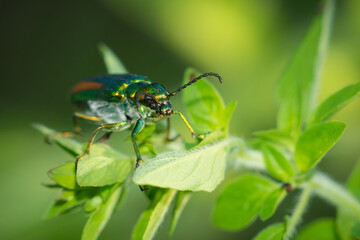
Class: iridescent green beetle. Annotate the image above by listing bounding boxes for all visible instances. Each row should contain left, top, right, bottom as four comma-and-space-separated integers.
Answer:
66, 72, 222, 171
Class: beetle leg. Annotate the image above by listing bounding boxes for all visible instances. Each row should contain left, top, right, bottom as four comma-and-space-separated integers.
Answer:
131, 118, 145, 170
45, 113, 102, 143
174, 110, 209, 139
163, 118, 180, 142
75, 121, 129, 171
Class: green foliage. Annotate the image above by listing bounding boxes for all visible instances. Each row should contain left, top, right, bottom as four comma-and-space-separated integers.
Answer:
169, 191, 192, 236
260, 188, 286, 221
254, 223, 285, 240
45, 189, 95, 219
77, 144, 132, 187
310, 83, 360, 124
82, 186, 123, 240
48, 162, 77, 190
98, 43, 128, 74
213, 174, 280, 230
254, 129, 295, 151
33, 123, 83, 156
35, 2, 360, 238
276, 15, 325, 136
295, 121, 346, 172
262, 143, 295, 181
183, 68, 232, 132
132, 189, 177, 240
295, 218, 339, 240
133, 138, 239, 192
336, 160, 360, 240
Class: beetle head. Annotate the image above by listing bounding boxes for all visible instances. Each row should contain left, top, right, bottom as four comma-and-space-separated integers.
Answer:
135, 83, 173, 117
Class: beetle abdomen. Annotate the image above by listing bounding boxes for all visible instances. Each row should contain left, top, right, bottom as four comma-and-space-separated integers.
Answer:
70, 74, 152, 103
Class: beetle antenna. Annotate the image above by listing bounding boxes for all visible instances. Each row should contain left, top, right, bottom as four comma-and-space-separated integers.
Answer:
169, 72, 222, 97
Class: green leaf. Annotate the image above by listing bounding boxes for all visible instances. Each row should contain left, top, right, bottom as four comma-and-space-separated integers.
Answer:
82, 186, 122, 240
84, 195, 103, 213
337, 160, 360, 240
33, 123, 83, 156
276, 0, 334, 136
132, 188, 177, 240
77, 144, 132, 187
45, 189, 95, 219
253, 129, 295, 152
195, 129, 227, 148
169, 191, 192, 236
260, 188, 287, 221
295, 218, 339, 240
139, 142, 157, 156
182, 68, 225, 132
254, 223, 285, 240
221, 101, 237, 130
213, 173, 278, 230
310, 83, 360, 124
262, 144, 295, 181
133, 138, 238, 192
295, 121, 346, 172
134, 124, 156, 142
98, 43, 128, 74
48, 162, 77, 190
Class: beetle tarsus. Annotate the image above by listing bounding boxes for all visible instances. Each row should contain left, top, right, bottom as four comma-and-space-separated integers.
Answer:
135, 158, 143, 170
192, 131, 210, 140
139, 185, 148, 192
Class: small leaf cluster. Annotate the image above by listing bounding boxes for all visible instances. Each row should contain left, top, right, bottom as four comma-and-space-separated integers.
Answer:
214, 0, 360, 239
35, 0, 360, 239
35, 43, 239, 239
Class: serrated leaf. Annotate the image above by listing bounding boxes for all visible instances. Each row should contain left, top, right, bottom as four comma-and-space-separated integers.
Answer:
221, 101, 237, 130
77, 144, 132, 187
254, 223, 285, 240
48, 162, 77, 189
213, 173, 278, 230
310, 83, 360, 124
260, 188, 286, 221
295, 121, 346, 172
295, 218, 339, 240
169, 191, 192, 236
182, 68, 224, 132
132, 188, 177, 240
133, 138, 238, 192
45, 189, 95, 219
262, 144, 295, 181
337, 160, 360, 240
33, 123, 83, 156
98, 43, 128, 74
82, 186, 122, 240
276, 1, 333, 136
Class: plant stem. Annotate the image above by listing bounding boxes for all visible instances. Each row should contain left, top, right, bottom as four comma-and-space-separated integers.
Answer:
311, 172, 360, 220
234, 148, 265, 171
285, 183, 312, 239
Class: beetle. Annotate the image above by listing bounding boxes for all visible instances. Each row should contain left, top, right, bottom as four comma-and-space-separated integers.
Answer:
62, 72, 222, 171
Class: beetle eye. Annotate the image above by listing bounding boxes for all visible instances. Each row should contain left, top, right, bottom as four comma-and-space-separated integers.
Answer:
144, 95, 154, 104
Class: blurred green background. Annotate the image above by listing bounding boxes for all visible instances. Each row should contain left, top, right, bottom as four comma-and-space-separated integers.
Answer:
1, 0, 360, 239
